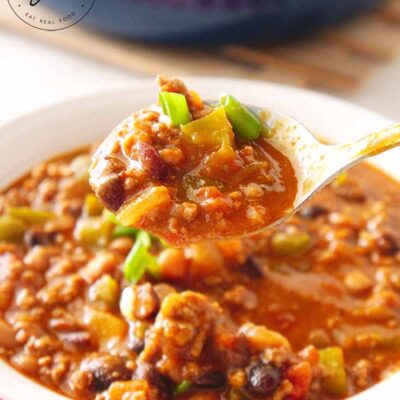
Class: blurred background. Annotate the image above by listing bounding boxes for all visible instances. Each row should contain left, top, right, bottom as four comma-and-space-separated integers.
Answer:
0, 0, 399, 126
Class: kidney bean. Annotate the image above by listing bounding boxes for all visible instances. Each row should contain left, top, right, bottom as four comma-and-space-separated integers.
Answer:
336, 185, 365, 203
376, 232, 398, 256
96, 174, 125, 212
136, 142, 168, 180
298, 205, 328, 219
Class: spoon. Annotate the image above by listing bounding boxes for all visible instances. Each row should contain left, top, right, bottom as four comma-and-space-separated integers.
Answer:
91, 99, 400, 245
250, 105, 400, 231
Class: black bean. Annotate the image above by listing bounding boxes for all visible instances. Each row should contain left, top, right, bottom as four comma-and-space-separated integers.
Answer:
81, 353, 131, 392
96, 173, 125, 212
136, 142, 168, 180
240, 256, 263, 278
298, 205, 328, 220
24, 229, 56, 246
376, 232, 398, 256
134, 363, 173, 398
195, 371, 226, 389
246, 363, 282, 397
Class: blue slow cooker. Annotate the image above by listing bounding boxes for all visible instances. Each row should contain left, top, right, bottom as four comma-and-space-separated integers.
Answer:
48, 0, 382, 44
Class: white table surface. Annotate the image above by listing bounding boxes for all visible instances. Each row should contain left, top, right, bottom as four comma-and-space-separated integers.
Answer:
0, 30, 399, 127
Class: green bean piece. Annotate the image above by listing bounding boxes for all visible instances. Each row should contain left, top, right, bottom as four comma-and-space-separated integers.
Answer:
146, 254, 161, 280
159, 91, 191, 126
174, 380, 192, 396
220, 93, 262, 141
122, 230, 159, 283
103, 210, 119, 224
137, 231, 152, 249
0, 215, 26, 242
123, 238, 148, 283
112, 225, 138, 239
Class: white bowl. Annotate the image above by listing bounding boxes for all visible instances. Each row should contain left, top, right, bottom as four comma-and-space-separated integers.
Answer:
0, 78, 398, 400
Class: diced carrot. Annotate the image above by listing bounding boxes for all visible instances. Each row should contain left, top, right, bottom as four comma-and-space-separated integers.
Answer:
107, 380, 151, 400
286, 362, 312, 400
118, 186, 172, 226
298, 345, 320, 367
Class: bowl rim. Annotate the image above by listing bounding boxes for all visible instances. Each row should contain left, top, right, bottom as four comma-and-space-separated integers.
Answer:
0, 76, 398, 400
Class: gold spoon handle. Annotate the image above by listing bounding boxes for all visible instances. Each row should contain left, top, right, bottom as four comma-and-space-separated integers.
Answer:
336, 123, 400, 163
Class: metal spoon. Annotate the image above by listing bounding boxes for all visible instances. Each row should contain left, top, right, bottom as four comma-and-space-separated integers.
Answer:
91, 100, 400, 243
251, 105, 400, 230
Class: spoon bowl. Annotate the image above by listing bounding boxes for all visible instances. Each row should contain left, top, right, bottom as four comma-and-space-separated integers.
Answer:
91, 95, 400, 244
252, 105, 400, 232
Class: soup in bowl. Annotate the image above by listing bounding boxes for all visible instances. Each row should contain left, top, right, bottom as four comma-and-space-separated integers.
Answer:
0, 78, 399, 400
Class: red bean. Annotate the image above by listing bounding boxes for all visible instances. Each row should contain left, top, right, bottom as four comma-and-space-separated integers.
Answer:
136, 142, 168, 180
96, 174, 125, 212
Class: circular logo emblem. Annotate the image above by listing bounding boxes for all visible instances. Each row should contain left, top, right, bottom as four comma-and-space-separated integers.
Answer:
7, 0, 96, 31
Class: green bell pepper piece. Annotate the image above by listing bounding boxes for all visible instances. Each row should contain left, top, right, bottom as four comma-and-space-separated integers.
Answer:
181, 106, 233, 148
319, 347, 348, 397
